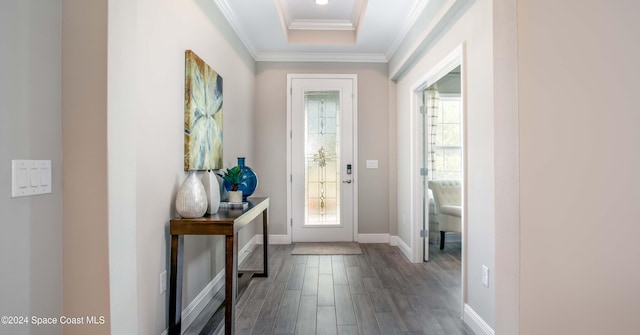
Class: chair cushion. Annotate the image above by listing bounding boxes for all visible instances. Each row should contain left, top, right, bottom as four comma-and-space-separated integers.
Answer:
440, 205, 461, 217
428, 180, 461, 206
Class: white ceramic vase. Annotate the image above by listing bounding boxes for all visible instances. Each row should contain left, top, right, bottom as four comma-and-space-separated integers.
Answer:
201, 170, 221, 214
175, 171, 207, 218
228, 190, 243, 204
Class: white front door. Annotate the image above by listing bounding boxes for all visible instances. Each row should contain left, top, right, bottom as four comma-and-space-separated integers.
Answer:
288, 74, 357, 242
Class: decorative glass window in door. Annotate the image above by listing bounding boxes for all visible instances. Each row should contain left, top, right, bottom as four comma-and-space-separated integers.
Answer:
304, 90, 341, 225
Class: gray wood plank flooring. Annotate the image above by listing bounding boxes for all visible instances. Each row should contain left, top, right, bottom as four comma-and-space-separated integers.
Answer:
185, 242, 470, 335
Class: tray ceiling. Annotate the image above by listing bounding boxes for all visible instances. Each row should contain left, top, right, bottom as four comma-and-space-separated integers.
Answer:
214, 0, 430, 62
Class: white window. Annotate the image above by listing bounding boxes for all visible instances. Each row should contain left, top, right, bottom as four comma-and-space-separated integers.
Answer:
429, 95, 462, 180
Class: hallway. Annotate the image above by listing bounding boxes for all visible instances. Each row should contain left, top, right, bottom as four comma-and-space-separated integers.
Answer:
187, 242, 469, 335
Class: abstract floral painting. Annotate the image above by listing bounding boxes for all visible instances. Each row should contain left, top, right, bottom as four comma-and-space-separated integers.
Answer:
184, 50, 223, 170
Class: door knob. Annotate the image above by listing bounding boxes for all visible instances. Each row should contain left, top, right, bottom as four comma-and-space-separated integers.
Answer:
342, 180, 352, 184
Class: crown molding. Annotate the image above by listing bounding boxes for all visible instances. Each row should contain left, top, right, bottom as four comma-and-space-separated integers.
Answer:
289, 19, 356, 31
255, 52, 388, 63
275, 0, 293, 27
386, 0, 431, 59
214, 0, 258, 59
351, 0, 367, 28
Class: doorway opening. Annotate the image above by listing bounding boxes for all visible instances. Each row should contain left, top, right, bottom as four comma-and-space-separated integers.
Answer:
411, 45, 465, 268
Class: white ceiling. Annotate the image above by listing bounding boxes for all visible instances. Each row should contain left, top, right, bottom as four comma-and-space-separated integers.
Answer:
214, 0, 429, 62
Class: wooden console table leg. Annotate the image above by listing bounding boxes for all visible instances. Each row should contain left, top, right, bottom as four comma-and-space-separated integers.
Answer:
169, 235, 183, 335
263, 208, 269, 277
225, 233, 238, 335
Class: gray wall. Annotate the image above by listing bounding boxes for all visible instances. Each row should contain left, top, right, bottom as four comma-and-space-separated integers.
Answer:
0, 1, 63, 334
107, 0, 257, 333
254, 62, 394, 237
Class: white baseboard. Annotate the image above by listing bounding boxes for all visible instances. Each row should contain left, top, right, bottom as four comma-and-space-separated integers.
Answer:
390, 235, 413, 261
357, 234, 390, 243
238, 235, 258, 264
161, 236, 257, 335
463, 304, 495, 335
255, 234, 291, 245
389, 235, 398, 246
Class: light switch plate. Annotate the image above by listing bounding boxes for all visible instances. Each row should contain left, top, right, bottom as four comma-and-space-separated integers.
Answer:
366, 160, 379, 169
12, 160, 52, 197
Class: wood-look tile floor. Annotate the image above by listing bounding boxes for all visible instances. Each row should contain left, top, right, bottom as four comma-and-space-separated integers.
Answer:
185, 242, 470, 335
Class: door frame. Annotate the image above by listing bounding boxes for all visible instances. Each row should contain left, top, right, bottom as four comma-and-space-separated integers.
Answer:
286, 74, 359, 243
410, 44, 467, 304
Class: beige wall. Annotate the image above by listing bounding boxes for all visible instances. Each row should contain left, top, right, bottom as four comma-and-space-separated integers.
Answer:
62, 0, 111, 334
393, 0, 496, 327
253, 62, 393, 238
517, 0, 640, 333
0, 1, 63, 334
492, 0, 519, 333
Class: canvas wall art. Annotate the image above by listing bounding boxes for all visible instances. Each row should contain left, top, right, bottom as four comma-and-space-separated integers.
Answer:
184, 50, 223, 170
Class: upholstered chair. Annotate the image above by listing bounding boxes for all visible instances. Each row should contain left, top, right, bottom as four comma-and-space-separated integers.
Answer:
428, 180, 462, 249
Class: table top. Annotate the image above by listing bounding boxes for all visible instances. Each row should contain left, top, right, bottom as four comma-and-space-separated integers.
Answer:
170, 197, 269, 235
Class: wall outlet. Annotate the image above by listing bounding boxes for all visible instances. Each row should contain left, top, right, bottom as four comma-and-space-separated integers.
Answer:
160, 271, 167, 294
482, 265, 489, 288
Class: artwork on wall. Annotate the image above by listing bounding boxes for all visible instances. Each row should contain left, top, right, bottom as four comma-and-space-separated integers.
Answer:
184, 50, 223, 171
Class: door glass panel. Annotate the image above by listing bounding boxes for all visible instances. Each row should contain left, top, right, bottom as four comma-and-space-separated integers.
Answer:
305, 90, 341, 225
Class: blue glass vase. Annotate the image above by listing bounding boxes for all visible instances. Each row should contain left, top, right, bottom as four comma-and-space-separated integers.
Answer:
224, 157, 258, 201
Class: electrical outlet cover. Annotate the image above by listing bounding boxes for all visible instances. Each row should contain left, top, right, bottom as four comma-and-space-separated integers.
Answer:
482, 265, 489, 287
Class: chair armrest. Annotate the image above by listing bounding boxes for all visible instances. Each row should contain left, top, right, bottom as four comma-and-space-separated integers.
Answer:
440, 205, 461, 217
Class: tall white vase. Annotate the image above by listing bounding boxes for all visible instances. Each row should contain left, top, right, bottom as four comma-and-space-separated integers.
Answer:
175, 171, 207, 218
202, 170, 221, 214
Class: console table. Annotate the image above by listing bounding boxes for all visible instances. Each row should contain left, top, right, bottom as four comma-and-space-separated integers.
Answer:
169, 197, 269, 335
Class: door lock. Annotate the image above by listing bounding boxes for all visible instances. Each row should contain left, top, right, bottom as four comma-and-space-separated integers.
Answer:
342, 180, 352, 184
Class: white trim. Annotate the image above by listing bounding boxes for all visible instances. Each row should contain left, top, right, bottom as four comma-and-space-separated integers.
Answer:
357, 234, 389, 243
178, 271, 225, 334
390, 0, 472, 80
350, 0, 367, 30
389, 235, 399, 246
390, 236, 413, 262
463, 304, 495, 335
255, 234, 292, 245
213, 0, 258, 59
287, 74, 359, 243
385, 0, 431, 59
289, 19, 355, 31
409, 44, 468, 314
274, 0, 293, 27
238, 234, 258, 265
410, 45, 464, 93
410, 44, 464, 264
257, 52, 388, 63
286, 76, 293, 246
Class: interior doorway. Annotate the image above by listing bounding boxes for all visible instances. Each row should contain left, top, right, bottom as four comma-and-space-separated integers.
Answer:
287, 74, 358, 242
412, 46, 465, 265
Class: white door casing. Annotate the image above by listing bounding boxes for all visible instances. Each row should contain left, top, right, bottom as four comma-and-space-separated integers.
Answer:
287, 74, 358, 242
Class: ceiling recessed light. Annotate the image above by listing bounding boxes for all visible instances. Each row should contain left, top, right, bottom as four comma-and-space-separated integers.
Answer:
315, 0, 328, 5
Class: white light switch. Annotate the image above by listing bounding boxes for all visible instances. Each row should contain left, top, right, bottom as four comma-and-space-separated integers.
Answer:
40, 168, 50, 186
30, 168, 40, 186
17, 168, 28, 188
12, 160, 52, 197
366, 160, 378, 169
